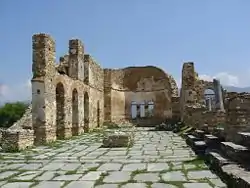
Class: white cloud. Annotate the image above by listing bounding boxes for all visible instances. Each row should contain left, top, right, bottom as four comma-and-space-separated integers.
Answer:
0, 84, 10, 97
199, 72, 240, 86
0, 80, 31, 104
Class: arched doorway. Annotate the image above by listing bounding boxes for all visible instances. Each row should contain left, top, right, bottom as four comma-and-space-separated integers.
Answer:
204, 89, 215, 111
72, 88, 79, 136
140, 101, 146, 118
131, 101, 137, 119
97, 101, 100, 127
148, 101, 154, 117
56, 82, 65, 139
84, 92, 89, 132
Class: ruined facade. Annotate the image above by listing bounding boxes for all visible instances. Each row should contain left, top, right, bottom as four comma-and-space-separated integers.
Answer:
1, 33, 250, 151
179, 62, 250, 138
28, 33, 179, 146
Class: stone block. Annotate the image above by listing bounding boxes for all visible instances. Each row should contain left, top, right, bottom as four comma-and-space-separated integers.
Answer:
221, 164, 250, 188
207, 151, 234, 171
212, 127, 226, 142
220, 142, 250, 164
193, 141, 207, 155
194, 129, 205, 139
1, 129, 34, 152
102, 131, 134, 148
186, 134, 202, 146
204, 134, 220, 150
237, 132, 250, 148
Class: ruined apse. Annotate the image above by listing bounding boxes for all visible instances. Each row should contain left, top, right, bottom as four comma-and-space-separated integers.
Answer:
31, 33, 179, 145
104, 66, 178, 124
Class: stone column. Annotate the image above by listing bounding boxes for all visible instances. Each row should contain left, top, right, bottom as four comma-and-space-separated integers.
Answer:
32, 33, 57, 145
213, 79, 225, 111
206, 98, 212, 111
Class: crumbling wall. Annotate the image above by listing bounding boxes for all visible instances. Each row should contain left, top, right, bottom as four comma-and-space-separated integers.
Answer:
123, 66, 173, 122
110, 69, 126, 123
169, 75, 180, 120
226, 92, 250, 125
1, 129, 34, 151
88, 56, 104, 127
223, 92, 250, 141
180, 62, 203, 124
103, 66, 175, 124
31, 33, 104, 145
172, 96, 180, 120
180, 62, 225, 126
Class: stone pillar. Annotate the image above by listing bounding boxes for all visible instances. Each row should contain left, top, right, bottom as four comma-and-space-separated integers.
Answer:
180, 62, 198, 121
32, 33, 56, 145
68, 39, 84, 81
83, 54, 90, 85
206, 98, 212, 111
103, 69, 112, 123
213, 79, 225, 111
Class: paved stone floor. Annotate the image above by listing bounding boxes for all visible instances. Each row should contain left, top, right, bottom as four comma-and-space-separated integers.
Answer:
0, 127, 227, 188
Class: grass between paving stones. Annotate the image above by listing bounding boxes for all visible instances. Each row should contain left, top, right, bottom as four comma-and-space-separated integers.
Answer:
2, 169, 41, 187
130, 169, 147, 177
94, 171, 109, 186
61, 180, 71, 188
0, 171, 22, 182
44, 141, 63, 149
64, 169, 78, 175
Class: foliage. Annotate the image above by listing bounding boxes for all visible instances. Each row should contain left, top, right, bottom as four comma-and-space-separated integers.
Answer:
0, 101, 29, 128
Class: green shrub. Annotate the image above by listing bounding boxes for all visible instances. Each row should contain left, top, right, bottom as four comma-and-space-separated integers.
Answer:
0, 101, 29, 128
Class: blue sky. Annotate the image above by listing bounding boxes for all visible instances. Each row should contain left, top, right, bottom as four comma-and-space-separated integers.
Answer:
0, 0, 250, 102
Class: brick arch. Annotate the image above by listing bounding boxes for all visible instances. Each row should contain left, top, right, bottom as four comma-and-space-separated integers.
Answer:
122, 66, 172, 93
70, 83, 81, 96
121, 66, 173, 120
71, 88, 79, 136
84, 91, 90, 132
55, 82, 65, 139
53, 75, 67, 89
202, 81, 215, 92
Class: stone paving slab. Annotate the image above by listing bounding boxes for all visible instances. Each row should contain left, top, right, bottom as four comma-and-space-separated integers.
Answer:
0, 128, 227, 187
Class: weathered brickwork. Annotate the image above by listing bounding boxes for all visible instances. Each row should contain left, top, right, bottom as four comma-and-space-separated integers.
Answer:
2, 33, 250, 152
104, 66, 174, 124
31, 34, 105, 145
179, 62, 250, 139
0, 33, 181, 151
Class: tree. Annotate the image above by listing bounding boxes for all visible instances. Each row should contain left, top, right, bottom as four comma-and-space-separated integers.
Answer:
0, 101, 29, 128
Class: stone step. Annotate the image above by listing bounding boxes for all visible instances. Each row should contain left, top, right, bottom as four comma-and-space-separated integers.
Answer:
186, 134, 202, 145
204, 134, 220, 150
221, 164, 250, 188
221, 142, 250, 164
206, 151, 234, 169
194, 129, 205, 139
191, 141, 207, 155
212, 127, 226, 141
237, 132, 250, 148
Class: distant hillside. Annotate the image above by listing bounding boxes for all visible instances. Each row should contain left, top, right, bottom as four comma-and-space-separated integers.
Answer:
223, 86, 250, 93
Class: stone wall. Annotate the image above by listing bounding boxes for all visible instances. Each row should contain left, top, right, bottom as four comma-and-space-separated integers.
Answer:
180, 62, 227, 127
1, 129, 34, 151
31, 33, 104, 145
2, 33, 181, 151
103, 66, 176, 124
172, 96, 180, 120
223, 92, 250, 141
180, 62, 202, 123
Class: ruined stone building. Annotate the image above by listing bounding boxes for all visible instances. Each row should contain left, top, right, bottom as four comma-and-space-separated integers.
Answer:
1, 33, 250, 151
30, 33, 180, 145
